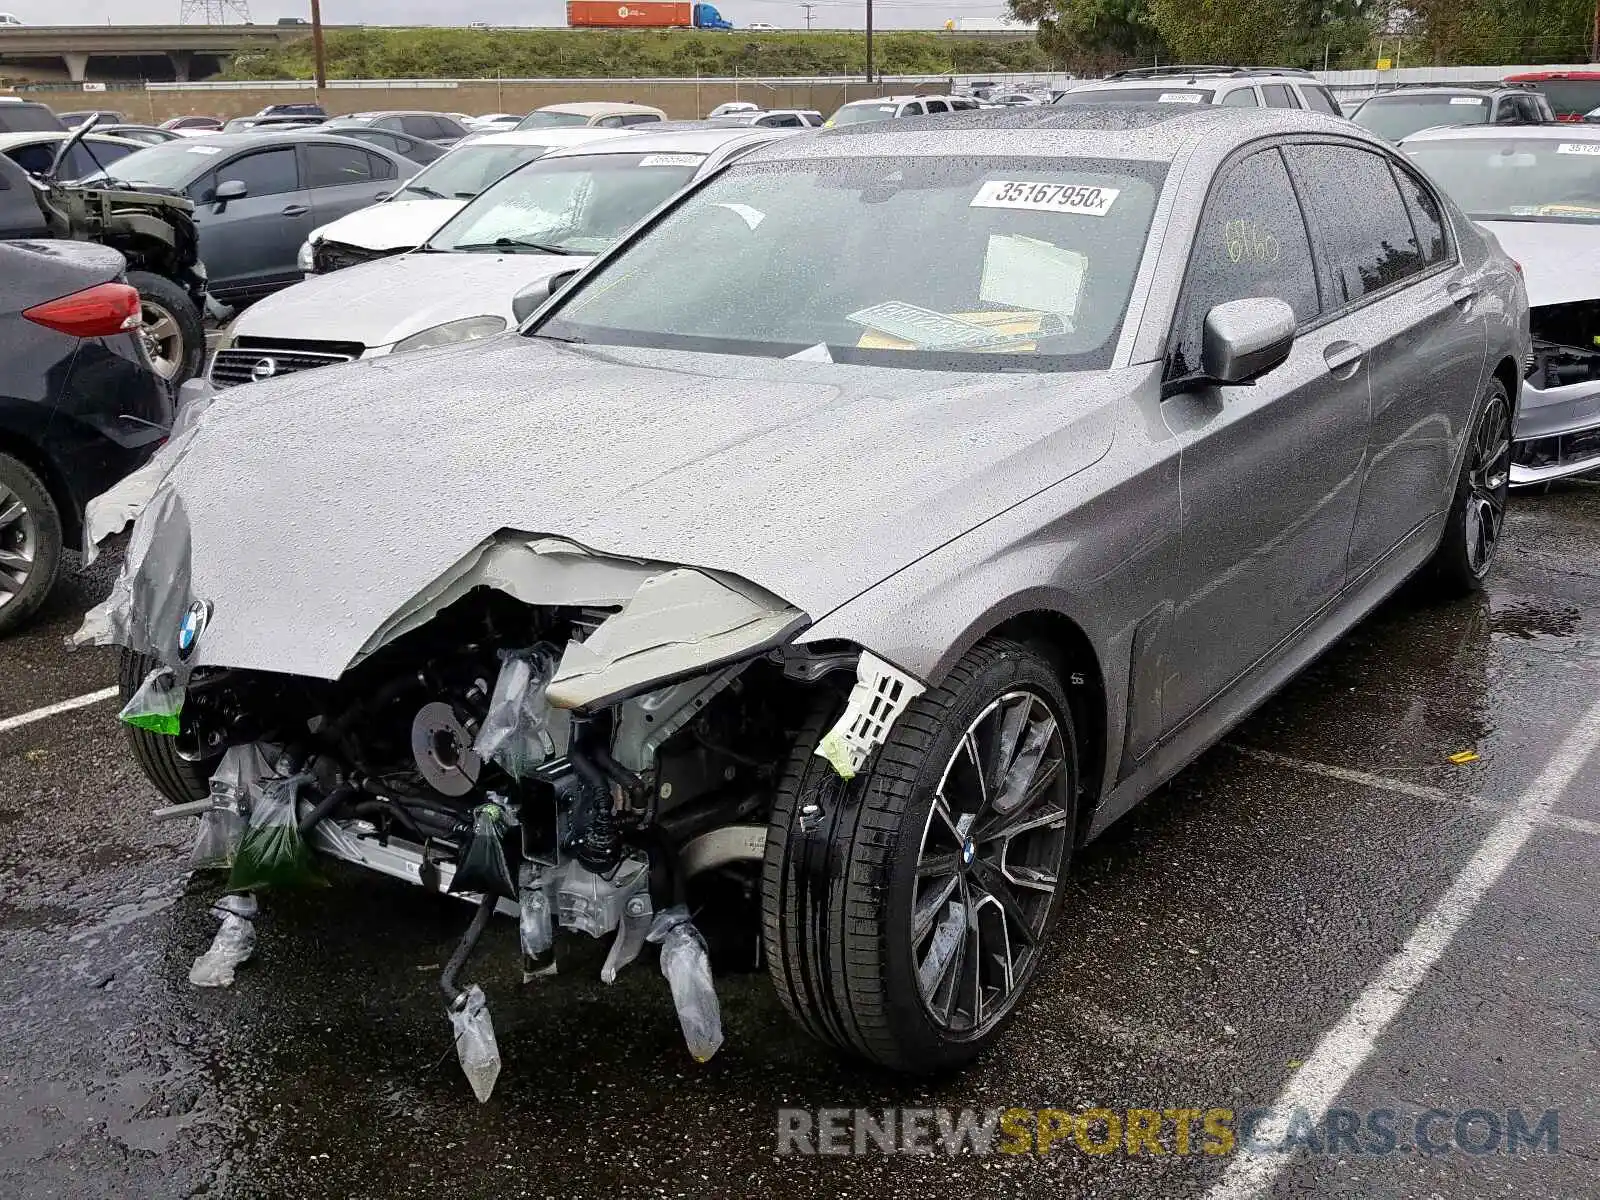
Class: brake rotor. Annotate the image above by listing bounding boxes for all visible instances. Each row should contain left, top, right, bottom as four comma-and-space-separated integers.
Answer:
410, 701, 482, 797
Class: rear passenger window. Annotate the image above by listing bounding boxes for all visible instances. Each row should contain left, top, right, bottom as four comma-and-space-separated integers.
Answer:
618, 113, 661, 126
304, 143, 375, 188
1393, 165, 1449, 265
400, 114, 442, 139
1285, 144, 1425, 303
1221, 88, 1260, 107
925, 99, 950, 114
365, 150, 396, 180
1171, 147, 1321, 378
1301, 86, 1340, 115
1262, 84, 1300, 109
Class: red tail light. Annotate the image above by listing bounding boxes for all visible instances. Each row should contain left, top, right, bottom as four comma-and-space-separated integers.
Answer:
23, 282, 142, 339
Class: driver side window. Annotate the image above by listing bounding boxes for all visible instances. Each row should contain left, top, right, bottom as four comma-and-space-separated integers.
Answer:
1170, 146, 1321, 379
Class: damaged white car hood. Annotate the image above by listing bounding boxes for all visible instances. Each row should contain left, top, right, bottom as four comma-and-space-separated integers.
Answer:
1478, 219, 1600, 308
92, 335, 1120, 680
310, 197, 467, 254
226, 251, 594, 350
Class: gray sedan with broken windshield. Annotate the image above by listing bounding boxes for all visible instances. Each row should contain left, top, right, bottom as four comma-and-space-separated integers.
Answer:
82, 105, 1526, 1090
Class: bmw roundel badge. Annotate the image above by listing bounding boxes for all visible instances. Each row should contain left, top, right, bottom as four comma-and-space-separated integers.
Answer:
177, 600, 211, 662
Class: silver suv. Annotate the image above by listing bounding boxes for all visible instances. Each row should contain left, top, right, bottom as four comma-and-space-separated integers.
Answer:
1057, 65, 1343, 115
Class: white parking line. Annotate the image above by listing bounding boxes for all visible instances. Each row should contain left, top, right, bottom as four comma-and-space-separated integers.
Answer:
1206, 698, 1600, 1200
0, 686, 119, 734
1228, 744, 1600, 838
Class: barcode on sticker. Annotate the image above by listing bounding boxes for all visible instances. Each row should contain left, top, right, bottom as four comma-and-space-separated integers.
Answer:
971, 180, 1119, 216
186, 145, 223, 155
638, 153, 701, 167
1159, 92, 1205, 104
1449, 96, 1485, 105
1557, 142, 1600, 155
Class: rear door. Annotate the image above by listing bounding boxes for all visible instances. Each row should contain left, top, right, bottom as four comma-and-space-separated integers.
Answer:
190, 145, 309, 297
1283, 142, 1486, 576
302, 140, 396, 229
1160, 144, 1371, 730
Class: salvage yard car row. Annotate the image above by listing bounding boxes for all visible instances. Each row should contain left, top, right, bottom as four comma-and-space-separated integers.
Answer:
1, 75, 1596, 1106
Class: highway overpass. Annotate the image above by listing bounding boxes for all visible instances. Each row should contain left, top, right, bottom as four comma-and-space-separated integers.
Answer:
0, 24, 317, 83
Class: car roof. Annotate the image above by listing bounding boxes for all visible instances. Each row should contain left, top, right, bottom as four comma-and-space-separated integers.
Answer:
538, 125, 788, 158
1363, 85, 1521, 98
1400, 122, 1600, 144
468, 127, 635, 148
536, 101, 666, 116
745, 104, 1364, 165
332, 110, 460, 120
0, 130, 146, 149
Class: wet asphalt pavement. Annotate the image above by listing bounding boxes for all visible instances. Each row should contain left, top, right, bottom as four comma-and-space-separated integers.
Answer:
1, 485, 1597, 1200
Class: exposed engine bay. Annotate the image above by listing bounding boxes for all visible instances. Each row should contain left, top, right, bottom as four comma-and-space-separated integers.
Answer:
1526, 300, 1600, 391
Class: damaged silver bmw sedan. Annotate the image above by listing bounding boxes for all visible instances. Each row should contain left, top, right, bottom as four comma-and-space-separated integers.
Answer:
80, 105, 1527, 1093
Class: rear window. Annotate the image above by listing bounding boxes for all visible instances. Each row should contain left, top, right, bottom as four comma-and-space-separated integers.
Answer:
829, 103, 900, 126
516, 111, 592, 129
0, 104, 65, 134
1056, 87, 1214, 105
1353, 94, 1489, 140
1516, 79, 1600, 119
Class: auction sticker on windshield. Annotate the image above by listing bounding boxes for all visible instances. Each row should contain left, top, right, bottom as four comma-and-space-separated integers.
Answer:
971, 181, 1120, 216
1159, 92, 1205, 103
639, 154, 703, 167
1449, 97, 1486, 105
1557, 142, 1600, 155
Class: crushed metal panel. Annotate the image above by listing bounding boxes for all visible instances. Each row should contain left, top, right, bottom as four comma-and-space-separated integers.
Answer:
547, 568, 806, 710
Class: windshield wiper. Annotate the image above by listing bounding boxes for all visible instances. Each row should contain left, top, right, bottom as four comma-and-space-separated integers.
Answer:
402, 184, 446, 200
454, 236, 580, 255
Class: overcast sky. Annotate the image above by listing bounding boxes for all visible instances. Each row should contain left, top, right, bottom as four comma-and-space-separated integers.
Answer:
7, 0, 1019, 32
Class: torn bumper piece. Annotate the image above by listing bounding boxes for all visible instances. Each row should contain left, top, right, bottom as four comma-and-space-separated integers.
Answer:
815, 652, 927, 779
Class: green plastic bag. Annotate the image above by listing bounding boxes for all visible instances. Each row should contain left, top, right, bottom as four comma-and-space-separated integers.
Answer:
118, 668, 183, 736
228, 773, 324, 891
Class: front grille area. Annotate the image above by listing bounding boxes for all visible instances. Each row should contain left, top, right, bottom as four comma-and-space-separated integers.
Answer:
313, 239, 403, 275
210, 336, 365, 388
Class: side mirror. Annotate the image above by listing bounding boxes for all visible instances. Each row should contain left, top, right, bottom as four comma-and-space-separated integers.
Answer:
1200, 298, 1296, 385
213, 178, 248, 209
512, 268, 580, 325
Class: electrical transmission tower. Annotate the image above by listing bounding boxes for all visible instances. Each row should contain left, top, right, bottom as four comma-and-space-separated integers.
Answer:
178, 0, 253, 24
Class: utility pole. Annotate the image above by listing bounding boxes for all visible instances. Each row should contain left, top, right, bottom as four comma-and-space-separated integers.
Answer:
1592, 0, 1599, 62
310, 0, 327, 92
866, 0, 874, 84
802, 2, 815, 31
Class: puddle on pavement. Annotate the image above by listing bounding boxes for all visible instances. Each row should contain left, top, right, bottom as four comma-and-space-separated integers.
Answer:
1490, 598, 1583, 642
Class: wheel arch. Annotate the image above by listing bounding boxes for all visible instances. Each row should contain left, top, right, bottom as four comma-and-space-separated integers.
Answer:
1490, 353, 1521, 417
0, 424, 80, 546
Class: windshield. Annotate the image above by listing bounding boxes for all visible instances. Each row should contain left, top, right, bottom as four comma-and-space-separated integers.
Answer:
1404, 137, 1600, 221
398, 142, 554, 200
0, 105, 64, 132
1522, 80, 1600, 118
80, 139, 215, 187
829, 103, 899, 126
1055, 87, 1214, 105
537, 155, 1165, 371
427, 151, 703, 255
1354, 94, 1488, 140
324, 116, 376, 129
516, 110, 592, 130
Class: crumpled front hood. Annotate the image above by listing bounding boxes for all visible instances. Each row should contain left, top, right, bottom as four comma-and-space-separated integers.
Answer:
111, 336, 1124, 680
231, 252, 593, 347
1478, 219, 1600, 308
311, 198, 465, 252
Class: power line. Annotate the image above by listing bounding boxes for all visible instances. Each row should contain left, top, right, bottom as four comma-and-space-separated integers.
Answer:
802, 2, 817, 30
177, 0, 251, 22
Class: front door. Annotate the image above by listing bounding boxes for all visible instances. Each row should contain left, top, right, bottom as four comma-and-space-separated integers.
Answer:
191, 146, 310, 299
1160, 145, 1372, 731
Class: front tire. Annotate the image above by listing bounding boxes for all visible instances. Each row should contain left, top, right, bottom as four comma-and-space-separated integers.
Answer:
127, 271, 205, 385
118, 649, 213, 805
1422, 378, 1511, 599
0, 452, 63, 636
763, 638, 1078, 1072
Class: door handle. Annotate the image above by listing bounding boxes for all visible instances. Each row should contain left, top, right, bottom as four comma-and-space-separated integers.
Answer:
1447, 282, 1479, 310
281, 204, 309, 216
1324, 340, 1365, 377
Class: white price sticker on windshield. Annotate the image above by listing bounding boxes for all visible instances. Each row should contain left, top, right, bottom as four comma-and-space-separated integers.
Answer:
638, 153, 702, 167
1449, 96, 1486, 105
185, 145, 223, 155
1159, 92, 1205, 104
971, 180, 1120, 217
1557, 142, 1600, 155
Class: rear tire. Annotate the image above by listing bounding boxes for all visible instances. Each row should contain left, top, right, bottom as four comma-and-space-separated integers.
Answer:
118, 648, 212, 805
0, 452, 63, 637
127, 271, 205, 385
762, 638, 1079, 1072
1420, 378, 1511, 600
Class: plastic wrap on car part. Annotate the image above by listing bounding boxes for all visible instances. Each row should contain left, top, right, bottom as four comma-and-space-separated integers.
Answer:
73, 486, 197, 671
118, 667, 184, 736
228, 773, 322, 892
80, 379, 217, 566
647, 905, 724, 1063
448, 983, 502, 1103
188, 893, 258, 988
472, 646, 561, 779
447, 801, 517, 901
518, 861, 556, 979
600, 873, 653, 985
556, 852, 649, 939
